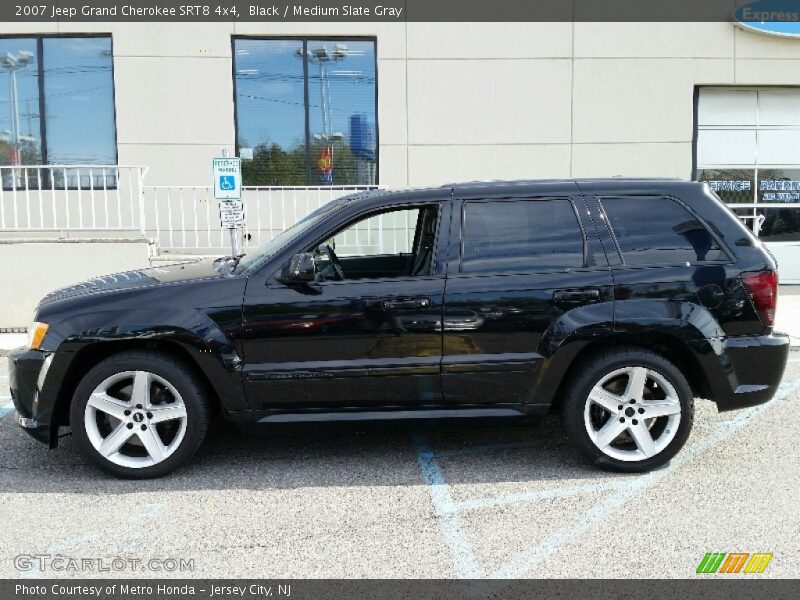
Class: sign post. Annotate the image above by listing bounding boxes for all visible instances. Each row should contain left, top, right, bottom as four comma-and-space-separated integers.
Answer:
212, 153, 243, 256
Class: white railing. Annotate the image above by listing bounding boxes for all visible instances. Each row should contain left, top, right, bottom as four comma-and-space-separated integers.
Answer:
0, 165, 148, 235
145, 185, 383, 254
736, 213, 766, 237
0, 168, 384, 255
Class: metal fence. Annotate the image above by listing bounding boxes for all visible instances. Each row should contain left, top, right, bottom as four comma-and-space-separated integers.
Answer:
144, 185, 383, 254
0, 165, 382, 255
3, 164, 776, 255
0, 165, 148, 235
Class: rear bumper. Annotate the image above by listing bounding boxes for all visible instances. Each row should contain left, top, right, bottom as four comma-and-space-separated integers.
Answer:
7, 347, 56, 446
713, 333, 790, 412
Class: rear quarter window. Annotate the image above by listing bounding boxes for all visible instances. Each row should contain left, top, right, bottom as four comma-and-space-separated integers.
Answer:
600, 196, 728, 266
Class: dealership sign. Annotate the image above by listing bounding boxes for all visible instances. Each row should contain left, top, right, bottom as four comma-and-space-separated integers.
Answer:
734, 0, 800, 38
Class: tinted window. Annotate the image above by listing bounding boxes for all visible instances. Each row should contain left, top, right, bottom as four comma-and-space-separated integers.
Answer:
601, 196, 726, 266
461, 199, 584, 273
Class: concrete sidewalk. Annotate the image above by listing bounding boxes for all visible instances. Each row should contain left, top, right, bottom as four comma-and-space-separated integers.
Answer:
775, 286, 800, 347
0, 333, 26, 357
1, 288, 799, 356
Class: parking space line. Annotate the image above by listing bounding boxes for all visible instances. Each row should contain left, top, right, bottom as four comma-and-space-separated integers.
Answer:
0, 401, 14, 419
413, 433, 481, 578
431, 439, 561, 459
495, 377, 800, 578
416, 377, 800, 579
21, 534, 97, 579
454, 480, 625, 513
21, 503, 166, 579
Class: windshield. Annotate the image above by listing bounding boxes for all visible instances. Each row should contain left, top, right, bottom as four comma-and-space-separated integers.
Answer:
234, 202, 343, 274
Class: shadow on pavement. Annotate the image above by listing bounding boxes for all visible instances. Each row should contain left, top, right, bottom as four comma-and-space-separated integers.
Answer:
0, 413, 624, 493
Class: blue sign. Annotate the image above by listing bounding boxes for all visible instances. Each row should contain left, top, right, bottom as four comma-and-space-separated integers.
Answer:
212, 157, 241, 200
219, 175, 236, 191
734, 0, 800, 38
349, 114, 376, 161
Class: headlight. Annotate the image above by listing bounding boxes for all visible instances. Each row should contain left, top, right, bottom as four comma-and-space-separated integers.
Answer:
28, 322, 49, 350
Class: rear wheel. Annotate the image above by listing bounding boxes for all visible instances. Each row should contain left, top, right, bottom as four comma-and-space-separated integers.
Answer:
70, 351, 210, 479
561, 348, 694, 472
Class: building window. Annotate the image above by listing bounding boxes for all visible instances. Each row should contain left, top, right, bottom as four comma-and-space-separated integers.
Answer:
696, 88, 800, 242
0, 36, 116, 187
233, 37, 377, 187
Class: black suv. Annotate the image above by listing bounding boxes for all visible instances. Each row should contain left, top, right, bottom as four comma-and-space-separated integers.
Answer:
8, 179, 789, 478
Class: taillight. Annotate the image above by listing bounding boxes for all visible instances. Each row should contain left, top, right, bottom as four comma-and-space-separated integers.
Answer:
741, 270, 778, 327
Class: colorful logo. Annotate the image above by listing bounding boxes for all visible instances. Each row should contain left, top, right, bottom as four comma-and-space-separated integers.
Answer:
317, 147, 333, 185
696, 552, 773, 574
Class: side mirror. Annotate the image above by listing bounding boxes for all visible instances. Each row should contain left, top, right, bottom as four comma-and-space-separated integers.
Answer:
278, 252, 316, 284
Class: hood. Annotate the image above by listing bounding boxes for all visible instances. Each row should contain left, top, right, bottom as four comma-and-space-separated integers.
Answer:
39, 259, 227, 305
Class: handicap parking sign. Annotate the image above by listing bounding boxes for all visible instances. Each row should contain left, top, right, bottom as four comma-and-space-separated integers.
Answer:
213, 157, 241, 200
219, 175, 236, 191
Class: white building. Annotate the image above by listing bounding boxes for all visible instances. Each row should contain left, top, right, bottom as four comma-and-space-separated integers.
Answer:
1, 21, 799, 317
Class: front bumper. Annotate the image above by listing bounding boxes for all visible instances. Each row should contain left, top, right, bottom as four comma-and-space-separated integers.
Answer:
7, 347, 55, 446
713, 332, 790, 412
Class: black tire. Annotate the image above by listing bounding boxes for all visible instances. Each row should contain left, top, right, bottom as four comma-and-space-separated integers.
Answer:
561, 347, 694, 473
70, 351, 211, 479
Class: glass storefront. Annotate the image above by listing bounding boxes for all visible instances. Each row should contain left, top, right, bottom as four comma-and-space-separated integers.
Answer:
696, 89, 800, 243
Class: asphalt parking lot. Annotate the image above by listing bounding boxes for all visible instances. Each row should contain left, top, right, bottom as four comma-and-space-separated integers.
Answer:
1, 354, 800, 579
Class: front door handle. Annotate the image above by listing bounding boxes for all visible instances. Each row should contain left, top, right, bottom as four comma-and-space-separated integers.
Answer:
553, 289, 601, 304
382, 297, 431, 311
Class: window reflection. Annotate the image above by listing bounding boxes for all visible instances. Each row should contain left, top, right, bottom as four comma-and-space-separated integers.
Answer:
307, 40, 377, 186
462, 199, 585, 273
234, 38, 377, 186
760, 208, 800, 242
0, 35, 116, 190
235, 39, 307, 186
0, 38, 41, 167
43, 37, 116, 164
602, 196, 726, 266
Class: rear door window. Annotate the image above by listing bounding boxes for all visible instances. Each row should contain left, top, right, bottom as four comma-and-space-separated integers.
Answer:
461, 198, 585, 273
600, 196, 728, 266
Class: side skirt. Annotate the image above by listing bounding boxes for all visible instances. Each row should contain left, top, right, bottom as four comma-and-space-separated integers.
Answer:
258, 407, 526, 423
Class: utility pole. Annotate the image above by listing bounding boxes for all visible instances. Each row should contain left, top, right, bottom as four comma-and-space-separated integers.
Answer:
1, 50, 34, 167
298, 43, 348, 185
221, 147, 239, 256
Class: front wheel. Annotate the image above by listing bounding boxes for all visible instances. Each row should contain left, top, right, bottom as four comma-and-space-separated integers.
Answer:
561, 348, 694, 473
70, 351, 211, 479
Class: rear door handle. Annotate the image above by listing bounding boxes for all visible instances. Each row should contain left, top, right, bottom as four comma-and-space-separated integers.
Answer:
382, 297, 431, 311
553, 289, 601, 304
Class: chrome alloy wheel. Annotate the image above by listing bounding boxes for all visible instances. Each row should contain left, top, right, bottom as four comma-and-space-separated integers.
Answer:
84, 370, 188, 468
583, 366, 682, 462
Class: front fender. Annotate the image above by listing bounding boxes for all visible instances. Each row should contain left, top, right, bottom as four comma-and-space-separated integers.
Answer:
31, 280, 248, 443
52, 305, 245, 403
